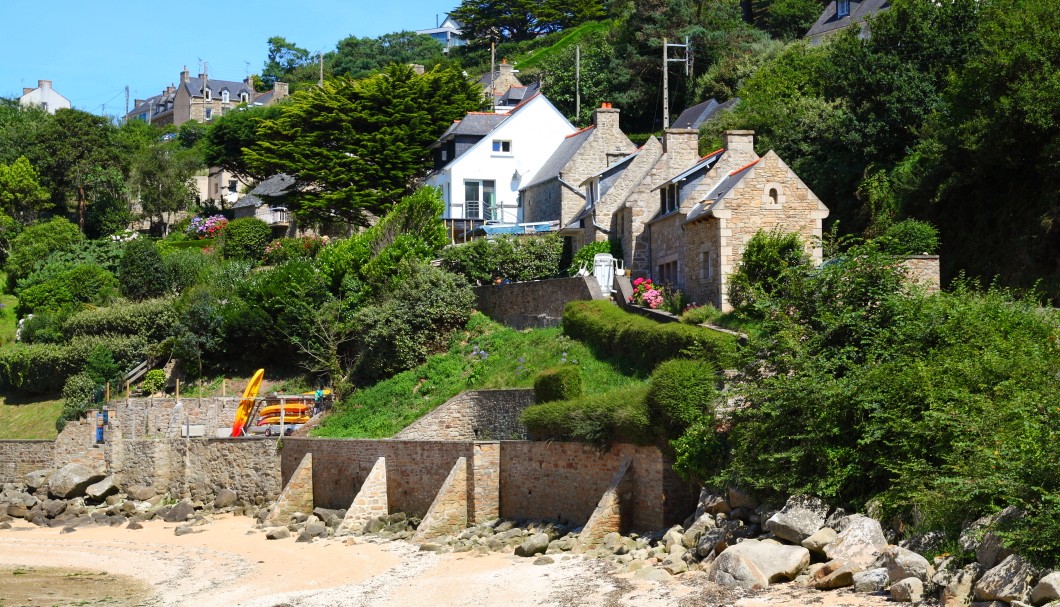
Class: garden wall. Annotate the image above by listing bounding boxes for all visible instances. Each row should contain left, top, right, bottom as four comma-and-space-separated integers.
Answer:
473, 276, 606, 329
900, 255, 941, 294
393, 389, 534, 441
0, 440, 55, 484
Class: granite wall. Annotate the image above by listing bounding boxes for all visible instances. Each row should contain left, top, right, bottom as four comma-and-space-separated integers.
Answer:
473, 276, 606, 329
393, 389, 534, 441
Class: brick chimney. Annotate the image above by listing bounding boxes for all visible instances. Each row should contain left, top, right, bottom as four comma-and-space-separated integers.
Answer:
663, 128, 701, 171
22, 88, 32, 95
273, 82, 289, 100
37, 80, 52, 89
722, 130, 758, 166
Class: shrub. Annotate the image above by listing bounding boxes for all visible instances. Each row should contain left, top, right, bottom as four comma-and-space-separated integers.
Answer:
533, 366, 583, 403
187, 214, 228, 239
352, 264, 475, 382
84, 344, 122, 387
646, 359, 719, 434
62, 299, 177, 343
18, 308, 72, 344
59, 372, 98, 428
162, 248, 214, 294
680, 304, 721, 325
140, 369, 165, 395
727, 229, 810, 312
440, 235, 564, 284
263, 236, 327, 266
877, 219, 940, 255
38, 238, 125, 276
221, 217, 270, 261
5, 217, 84, 289
562, 300, 738, 373
17, 264, 119, 316
118, 238, 168, 300
521, 385, 653, 445
0, 334, 147, 393
569, 239, 622, 276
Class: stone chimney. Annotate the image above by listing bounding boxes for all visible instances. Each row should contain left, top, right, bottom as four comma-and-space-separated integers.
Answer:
134, 98, 145, 106
38, 80, 52, 89
409, 63, 425, 75
498, 59, 514, 78
663, 128, 701, 171
592, 102, 620, 134
180, 67, 190, 84
165, 85, 175, 96
724, 130, 756, 158
273, 82, 290, 100
244, 75, 256, 94
22, 88, 32, 95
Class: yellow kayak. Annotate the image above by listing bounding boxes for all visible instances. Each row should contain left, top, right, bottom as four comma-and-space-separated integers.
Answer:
257, 414, 310, 425
230, 369, 264, 438
258, 402, 309, 417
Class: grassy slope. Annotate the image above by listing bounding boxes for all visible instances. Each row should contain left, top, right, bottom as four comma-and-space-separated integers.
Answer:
314, 313, 640, 438
0, 398, 63, 439
514, 21, 613, 71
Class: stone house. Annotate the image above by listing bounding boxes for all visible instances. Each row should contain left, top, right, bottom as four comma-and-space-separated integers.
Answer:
570, 130, 828, 312
806, 0, 890, 45
519, 103, 637, 228
425, 93, 576, 226
478, 60, 534, 112
232, 174, 304, 238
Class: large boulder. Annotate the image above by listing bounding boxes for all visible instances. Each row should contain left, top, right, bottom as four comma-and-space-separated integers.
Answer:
823, 515, 888, 569
813, 560, 860, 590
1032, 572, 1060, 605
764, 495, 830, 544
802, 527, 837, 555
882, 545, 934, 585
85, 477, 118, 501
24, 469, 52, 493
715, 539, 810, 583
515, 533, 550, 557
853, 567, 890, 593
936, 563, 981, 607
125, 485, 157, 501
682, 513, 716, 550
162, 501, 196, 523
213, 489, 238, 509
891, 577, 925, 602
974, 554, 1034, 604
707, 551, 770, 590
48, 464, 105, 499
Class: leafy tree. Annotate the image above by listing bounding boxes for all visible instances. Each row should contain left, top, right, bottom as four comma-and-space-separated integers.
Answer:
82, 166, 130, 239
261, 36, 311, 86
0, 156, 50, 222
245, 64, 482, 227
762, 0, 825, 40
534, 30, 625, 126
201, 104, 282, 182
332, 32, 446, 80
0, 99, 49, 166
5, 217, 83, 289
451, 0, 605, 43
128, 142, 197, 231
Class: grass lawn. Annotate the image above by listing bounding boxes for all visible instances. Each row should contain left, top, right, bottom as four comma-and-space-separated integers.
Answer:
314, 313, 641, 438
0, 397, 63, 439
0, 294, 17, 344
514, 21, 613, 71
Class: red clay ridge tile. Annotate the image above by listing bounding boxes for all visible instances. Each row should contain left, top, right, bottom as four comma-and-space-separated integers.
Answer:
729, 158, 761, 175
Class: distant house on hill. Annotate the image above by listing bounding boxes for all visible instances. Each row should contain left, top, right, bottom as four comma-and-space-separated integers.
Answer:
124, 66, 288, 128
425, 93, 576, 230
232, 174, 302, 237
19, 80, 70, 114
806, 0, 890, 45
670, 98, 739, 130
478, 61, 534, 112
416, 14, 465, 53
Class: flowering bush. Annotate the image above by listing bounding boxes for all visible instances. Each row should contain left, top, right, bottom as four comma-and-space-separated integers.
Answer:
630, 277, 665, 309
186, 215, 228, 239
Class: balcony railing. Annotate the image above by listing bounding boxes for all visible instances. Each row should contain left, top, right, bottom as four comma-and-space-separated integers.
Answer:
269, 207, 289, 227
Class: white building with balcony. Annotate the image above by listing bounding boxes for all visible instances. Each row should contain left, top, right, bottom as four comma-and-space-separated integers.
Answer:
232, 174, 301, 236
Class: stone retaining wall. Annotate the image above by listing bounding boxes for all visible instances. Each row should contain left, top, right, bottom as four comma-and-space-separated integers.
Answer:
899, 255, 941, 294
393, 389, 534, 441
473, 276, 606, 329
0, 440, 55, 483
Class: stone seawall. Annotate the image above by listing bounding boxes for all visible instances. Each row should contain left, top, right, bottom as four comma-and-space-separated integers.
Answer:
473, 277, 606, 329
393, 389, 534, 441
0, 440, 55, 483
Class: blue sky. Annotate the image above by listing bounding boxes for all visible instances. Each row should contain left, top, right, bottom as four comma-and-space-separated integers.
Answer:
0, 0, 458, 116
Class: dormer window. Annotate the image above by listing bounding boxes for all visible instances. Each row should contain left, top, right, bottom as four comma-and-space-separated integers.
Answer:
837, 0, 850, 18
660, 184, 679, 214
240, 91, 249, 103
221, 90, 230, 103
204, 88, 212, 101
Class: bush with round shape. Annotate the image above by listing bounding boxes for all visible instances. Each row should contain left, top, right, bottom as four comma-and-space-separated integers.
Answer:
118, 238, 168, 300
5, 217, 83, 290
533, 366, 582, 403
59, 372, 98, 430
16, 264, 119, 316
221, 217, 271, 261
140, 369, 166, 395
646, 359, 719, 434
877, 219, 939, 256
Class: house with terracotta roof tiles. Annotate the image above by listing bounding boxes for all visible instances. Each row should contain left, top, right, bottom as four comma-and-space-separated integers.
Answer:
425, 93, 576, 227
519, 103, 636, 229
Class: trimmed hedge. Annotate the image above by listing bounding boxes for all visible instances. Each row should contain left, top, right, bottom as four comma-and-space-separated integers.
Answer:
562, 300, 738, 373
521, 385, 653, 445
646, 359, 720, 434
533, 366, 583, 403
62, 299, 177, 343
221, 217, 271, 261
0, 335, 148, 393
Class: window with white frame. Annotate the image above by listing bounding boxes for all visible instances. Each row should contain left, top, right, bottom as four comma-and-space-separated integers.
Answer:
221, 90, 230, 103
240, 91, 249, 103
586, 178, 600, 208
491, 140, 512, 154
464, 179, 496, 219
837, 0, 850, 18
204, 88, 212, 101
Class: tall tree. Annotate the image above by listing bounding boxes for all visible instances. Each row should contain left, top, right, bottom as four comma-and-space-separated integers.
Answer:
0, 156, 51, 222
451, 0, 605, 43
244, 64, 483, 227
128, 143, 197, 232
332, 32, 446, 80
261, 36, 311, 86
201, 103, 282, 183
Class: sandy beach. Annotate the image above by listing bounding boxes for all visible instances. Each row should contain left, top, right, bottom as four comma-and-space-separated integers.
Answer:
0, 514, 895, 607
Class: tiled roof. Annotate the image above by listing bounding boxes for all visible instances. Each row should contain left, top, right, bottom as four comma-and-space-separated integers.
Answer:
521, 126, 595, 190
183, 76, 254, 100
685, 158, 761, 223
652, 148, 725, 191
806, 0, 890, 39
233, 173, 296, 209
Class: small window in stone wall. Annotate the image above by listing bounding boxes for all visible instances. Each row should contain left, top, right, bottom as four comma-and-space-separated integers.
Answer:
762, 183, 785, 208
700, 250, 712, 280
657, 260, 679, 287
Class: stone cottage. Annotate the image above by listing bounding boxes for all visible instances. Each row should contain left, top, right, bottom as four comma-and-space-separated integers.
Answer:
520, 103, 637, 228
568, 130, 828, 312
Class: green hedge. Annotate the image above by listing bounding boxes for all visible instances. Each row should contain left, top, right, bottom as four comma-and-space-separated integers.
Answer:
562, 300, 738, 373
533, 366, 582, 403
17, 264, 119, 316
521, 385, 652, 445
62, 299, 178, 343
221, 217, 271, 261
440, 235, 564, 285
0, 335, 148, 394
646, 359, 720, 434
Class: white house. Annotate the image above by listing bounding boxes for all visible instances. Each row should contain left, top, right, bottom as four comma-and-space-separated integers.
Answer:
19, 80, 71, 114
426, 93, 576, 224
416, 14, 465, 53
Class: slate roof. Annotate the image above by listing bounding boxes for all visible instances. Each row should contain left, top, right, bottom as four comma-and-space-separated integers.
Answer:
652, 148, 726, 191
520, 126, 595, 190
685, 158, 761, 223
430, 112, 507, 148
496, 81, 540, 107
806, 0, 890, 40
671, 98, 739, 130
183, 76, 254, 100
233, 173, 296, 209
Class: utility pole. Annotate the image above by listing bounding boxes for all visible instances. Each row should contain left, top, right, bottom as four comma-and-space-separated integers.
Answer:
490, 41, 496, 112
575, 44, 581, 123
662, 38, 691, 129
318, 52, 324, 88
203, 61, 209, 123
124, 85, 129, 119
